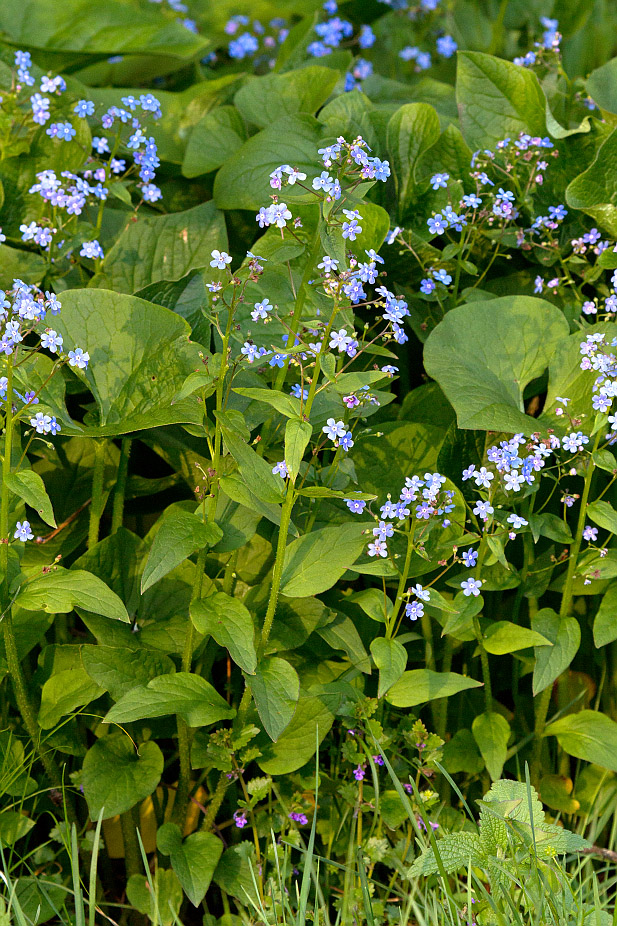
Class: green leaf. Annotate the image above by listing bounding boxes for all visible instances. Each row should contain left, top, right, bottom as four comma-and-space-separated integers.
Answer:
386, 102, 440, 220
141, 509, 222, 593
0, 245, 47, 290
220, 418, 285, 505
408, 833, 484, 877
586, 56, 617, 116
0, 0, 209, 58
73, 528, 146, 616
212, 845, 260, 907
280, 522, 368, 597
190, 592, 257, 675
424, 296, 570, 432
594, 582, 617, 647
233, 387, 301, 419
587, 500, 617, 535
104, 672, 235, 727
126, 870, 182, 926
566, 128, 617, 236
317, 614, 371, 672
442, 729, 484, 776
234, 66, 339, 128
257, 691, 335, 775
296, 487, 375, 500
38, 668, 104, 729
157, 823, 223, 907
593, 449, 617, 474
0, 811, 35, 847
214, 114, 323, 211
545, 710, 617, 771
532, 608, 580, 694
528, 513, 573, 545
16, 568, 129, 622
482, 621, 552, 655
81, 645, 175, 701
370, 637, 407, 697
92, 201, 226, 294
386, 669, 482, 707
82, 734, 164, 820
456, 51, 547, 149
472, 712, 510, 780
173, 370, 217, 404
5, 470, 55, 527
285, 418, 312, 481
248, 657, 300, 741
182, 106, 247, 178
52, 289, 204, 436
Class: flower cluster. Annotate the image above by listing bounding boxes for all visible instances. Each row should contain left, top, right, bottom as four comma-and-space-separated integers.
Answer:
224, 14, 289, 65
0, 281, 90, 542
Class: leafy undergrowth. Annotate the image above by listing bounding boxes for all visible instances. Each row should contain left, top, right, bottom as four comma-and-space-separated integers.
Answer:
2, 1, 617, 924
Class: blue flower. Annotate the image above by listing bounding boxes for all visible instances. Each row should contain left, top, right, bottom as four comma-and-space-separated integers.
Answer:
323, 418, 346, 441
80, 240, 104, 260
462, 549, 478, 567
433, 269, 452, 285
358, 25, 376, 48
68, 348, 90, 370
461, 193, 482, 208
14, 521, 34, 542
436, 35, 457, 57
338, 431, 354, 451
46, 122, 76, 141
345, 498, 366, 513
461, 578, 482, 596
74, 100, 95, 118
427, 214, 447, 235
430, 172, 449, 190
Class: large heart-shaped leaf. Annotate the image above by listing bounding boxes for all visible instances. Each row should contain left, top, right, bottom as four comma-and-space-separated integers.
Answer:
0, 0, 209, 59
566, 127, 617, 235
386, 102, 440, 220
456, 51, 547, 149
532, 609, 580, 694
81, 734, 164, 820
213, 114, 324, 211
51, 289, 204, 436
424, 296, 570, 432
81, 645, 175, 701
91, 201, 227, 294
234, 66, 339, 128
157, 824, 223, 908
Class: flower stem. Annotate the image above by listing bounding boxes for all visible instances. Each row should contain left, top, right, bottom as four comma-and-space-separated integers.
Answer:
531, 433, 600, 784
260, 487, 295, 648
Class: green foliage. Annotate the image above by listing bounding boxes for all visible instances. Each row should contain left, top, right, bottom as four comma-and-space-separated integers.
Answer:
3, 2, 617, 923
